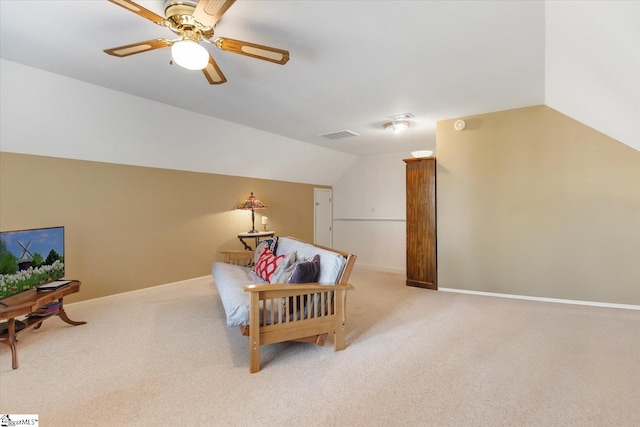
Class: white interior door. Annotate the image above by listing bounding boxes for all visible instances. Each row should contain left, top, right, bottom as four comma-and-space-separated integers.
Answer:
314, 188, 333, 247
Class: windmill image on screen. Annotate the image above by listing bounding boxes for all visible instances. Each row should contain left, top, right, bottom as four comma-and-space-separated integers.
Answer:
0, 226, 65, 299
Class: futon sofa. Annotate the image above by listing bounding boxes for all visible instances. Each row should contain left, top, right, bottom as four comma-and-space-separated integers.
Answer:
212, 236, 356, 373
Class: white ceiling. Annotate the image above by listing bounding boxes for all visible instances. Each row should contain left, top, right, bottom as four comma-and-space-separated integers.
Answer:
1, 0, 546, 156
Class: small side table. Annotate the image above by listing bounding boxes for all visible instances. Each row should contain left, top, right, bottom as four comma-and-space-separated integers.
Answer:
237, 231, 275, 251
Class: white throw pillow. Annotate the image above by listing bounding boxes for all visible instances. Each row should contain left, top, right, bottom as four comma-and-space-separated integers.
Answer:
269, 251, 297, 283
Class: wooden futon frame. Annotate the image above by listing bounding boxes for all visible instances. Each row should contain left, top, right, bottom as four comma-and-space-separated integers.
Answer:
221, 243, 356, 373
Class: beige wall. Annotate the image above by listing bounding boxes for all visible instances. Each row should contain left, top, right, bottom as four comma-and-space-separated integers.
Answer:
437, 105, 640, 305
0, 153, 326, 302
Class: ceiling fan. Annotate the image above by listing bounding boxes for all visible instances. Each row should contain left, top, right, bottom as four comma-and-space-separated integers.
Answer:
104, 0, 290, 85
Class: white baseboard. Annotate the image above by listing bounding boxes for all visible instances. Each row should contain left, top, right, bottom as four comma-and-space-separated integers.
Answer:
439, 287, 640, 311
355, 263, 405, 274
69, 272, 640, 312
69, 275, 211, 306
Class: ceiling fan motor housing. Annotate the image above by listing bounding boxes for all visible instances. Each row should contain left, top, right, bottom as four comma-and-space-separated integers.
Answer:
164, 0, 199, 18
164, 0, 215, 39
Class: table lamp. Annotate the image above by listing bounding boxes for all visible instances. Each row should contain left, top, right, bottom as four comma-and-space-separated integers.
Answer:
236, 192, 267, 233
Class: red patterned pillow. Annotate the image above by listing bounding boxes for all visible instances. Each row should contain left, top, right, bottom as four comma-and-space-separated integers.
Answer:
253, 249, 284, 282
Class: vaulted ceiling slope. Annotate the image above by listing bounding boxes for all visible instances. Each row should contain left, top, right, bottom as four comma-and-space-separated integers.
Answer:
545, 1, 639, 152
0, 59, 357, 186
0, 0, 545, 158
0, 1, 638, 187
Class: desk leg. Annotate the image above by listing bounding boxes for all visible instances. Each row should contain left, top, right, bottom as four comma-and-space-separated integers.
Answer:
57, 309, 86, 326
5, 318, 19, 369
9, 339, 18, 369
57, 297, 87, 326
238, 236, 253, 251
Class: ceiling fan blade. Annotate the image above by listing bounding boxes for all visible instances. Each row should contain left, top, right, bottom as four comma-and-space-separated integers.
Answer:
104, 39, 172, 57
214, 38, 289, 65
108, 0, 168, 26
202, 54, 227, 85
193, 0, 236, 28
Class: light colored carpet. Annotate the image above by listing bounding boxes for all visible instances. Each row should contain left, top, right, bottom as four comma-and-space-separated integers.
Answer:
1, 267, 639, 426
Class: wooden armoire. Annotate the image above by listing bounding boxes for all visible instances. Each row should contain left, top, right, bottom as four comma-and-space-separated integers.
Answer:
404, 157, 437, 289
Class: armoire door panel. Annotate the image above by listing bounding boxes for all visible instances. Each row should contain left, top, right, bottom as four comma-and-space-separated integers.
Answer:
404, 157, 437, 289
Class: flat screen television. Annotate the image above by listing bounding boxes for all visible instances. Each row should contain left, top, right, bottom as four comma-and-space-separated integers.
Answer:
0, 226, 65, 299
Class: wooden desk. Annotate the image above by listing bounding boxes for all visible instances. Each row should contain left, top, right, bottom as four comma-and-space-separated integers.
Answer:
237, 231, 275, 251
0, 280, 86, 369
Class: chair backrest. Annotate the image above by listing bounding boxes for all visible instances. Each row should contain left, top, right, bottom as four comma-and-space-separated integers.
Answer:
275, 237, 356, 285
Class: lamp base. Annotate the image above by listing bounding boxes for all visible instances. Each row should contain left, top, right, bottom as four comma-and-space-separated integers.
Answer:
248, 210, 258, 234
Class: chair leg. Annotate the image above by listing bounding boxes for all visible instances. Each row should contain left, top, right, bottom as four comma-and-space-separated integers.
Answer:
334, 288, 348, 351
249, 292, 261, 373
334, 324, 346, 351
316, 333, 328, 346
249, 338, 260, 373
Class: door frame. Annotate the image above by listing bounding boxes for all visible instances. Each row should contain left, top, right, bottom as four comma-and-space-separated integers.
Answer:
314, 188, 333, 247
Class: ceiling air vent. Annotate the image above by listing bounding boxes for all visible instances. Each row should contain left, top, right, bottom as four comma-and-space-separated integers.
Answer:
320, 130, 360, 140
387, 112, 414, 121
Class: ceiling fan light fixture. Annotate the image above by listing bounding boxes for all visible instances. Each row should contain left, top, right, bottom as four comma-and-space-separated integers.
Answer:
105, 0, 290, 84
171, 39, 209, 70
384, 121, 411, 134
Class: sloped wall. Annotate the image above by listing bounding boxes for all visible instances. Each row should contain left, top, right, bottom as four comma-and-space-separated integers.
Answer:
0, 59, 356, 186
0, 152, 325, 302
437, 106, 640, 305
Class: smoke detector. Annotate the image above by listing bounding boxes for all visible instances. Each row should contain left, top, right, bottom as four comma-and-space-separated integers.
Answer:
454, 120, 466, 131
